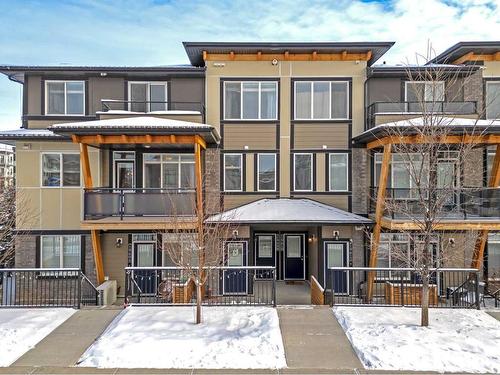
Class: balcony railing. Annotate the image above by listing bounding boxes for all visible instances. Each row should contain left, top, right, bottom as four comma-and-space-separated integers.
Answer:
369, 187, 500, 219
84, 188, 195, 220
100, 100, 205, 119
366, 101, 477, 129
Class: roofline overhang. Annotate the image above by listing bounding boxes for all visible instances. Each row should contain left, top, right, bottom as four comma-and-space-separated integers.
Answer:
206, 220, 374, 225
367, 64, 481, 78
428, 41, 500, 65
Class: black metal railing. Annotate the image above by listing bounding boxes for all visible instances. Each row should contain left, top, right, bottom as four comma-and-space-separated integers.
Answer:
0, 268, 101, 308
125, 266, 276, 306
327, 267, 481, 309
84, 188, 196, 220
366, 101, 477, 129
101, 99, 205, 119
369, 187, 500, 219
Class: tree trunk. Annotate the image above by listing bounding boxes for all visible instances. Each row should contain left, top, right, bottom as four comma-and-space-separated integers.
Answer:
421, 275, 429, 327
196, 282, 203, 324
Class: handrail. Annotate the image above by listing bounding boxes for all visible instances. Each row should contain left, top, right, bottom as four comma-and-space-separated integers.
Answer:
0, 267, 80, 272
81, 272, 99, 291
328, 267, 480, 272
125, 266, 277, 271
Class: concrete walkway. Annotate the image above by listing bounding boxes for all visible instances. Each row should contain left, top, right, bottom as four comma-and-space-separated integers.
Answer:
277, 305, 363, 370
276, 281, 311, 305
13, 307, 121, 367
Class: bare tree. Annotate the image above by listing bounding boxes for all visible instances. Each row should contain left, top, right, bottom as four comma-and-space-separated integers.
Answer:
370, 44, 497, 326
161, 180, 236, 324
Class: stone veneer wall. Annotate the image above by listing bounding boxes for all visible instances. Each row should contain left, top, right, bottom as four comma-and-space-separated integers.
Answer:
204, 146, 221, 214
351, 148, 369, 215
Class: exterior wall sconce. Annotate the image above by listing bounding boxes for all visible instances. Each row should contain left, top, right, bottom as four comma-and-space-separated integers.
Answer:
333, 231, 340, 240
308, 234, 316, 243
115, 237, 123, 248
448, 238, 455, 247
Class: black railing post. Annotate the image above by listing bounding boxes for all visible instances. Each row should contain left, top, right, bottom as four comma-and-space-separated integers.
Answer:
272, 269, 276, 307
400, 272, 404, 307
77, 270, 82, 309
120, 189, 124, 220
330, 269, 335, 307
474, 271, 480, 310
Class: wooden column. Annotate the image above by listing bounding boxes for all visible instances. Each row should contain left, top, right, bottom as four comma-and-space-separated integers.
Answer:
471, 144, 500, 270
366, 144, 392, 300
80, 143, 105, 284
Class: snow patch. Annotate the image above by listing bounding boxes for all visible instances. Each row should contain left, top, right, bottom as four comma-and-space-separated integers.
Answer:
0, 308, 75, 366
78, 306, 287, 369
333, 306, 500, 373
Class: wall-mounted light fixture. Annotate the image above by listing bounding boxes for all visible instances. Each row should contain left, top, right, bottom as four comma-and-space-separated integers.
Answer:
308, 234, 316, 243
115, 237, 123, 248
333, 230, 340, 240
232, 230, 239, 239
448, 238, 455, 248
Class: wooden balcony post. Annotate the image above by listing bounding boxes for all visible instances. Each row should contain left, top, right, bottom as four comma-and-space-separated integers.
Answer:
471, 144, 500, 270
367, 143, 392, 300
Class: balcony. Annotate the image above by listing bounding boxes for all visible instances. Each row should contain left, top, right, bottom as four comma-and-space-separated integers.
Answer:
369, 187, 500, 222
366, 101, 477, 129
98, 100, 205, 123
83, 188, 196, 230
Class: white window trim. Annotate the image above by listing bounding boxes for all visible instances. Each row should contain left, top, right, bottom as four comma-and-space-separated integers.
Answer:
293, 81, 350, 120
375, 233, 411, 280
223, 81, 278, 121
112, 151, 136, 189
45, 80, 85, 116
404, 81, 445, 102
257, 153, 277, 192
40, 152, 81, 188
223, 153, 243, 192
485, 80, 500, 120
142, 153, 195, 190
293, 153, 313, 192
328, 153, 349, 192
40, 235, 82, 269
128, 81, 168, 112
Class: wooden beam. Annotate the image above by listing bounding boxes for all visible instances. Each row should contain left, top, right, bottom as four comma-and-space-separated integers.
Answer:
229, 51, 235, 61
284, 51, 289, 60
91, 230, 105, 285
367, 134, 500, 149
79, 143, 93, 188
257, 51, 262, 60
453, 51, 500, 64
203, 52, 372, 62
71, 135, 79, 143
366, 50, 372, 61
75, 134, 201, 145
312, 51, 318, 61
379, 217, 500, 231
195, 134, 207, 149
453, 51, 474, 65
202, 50, 207, 61
341, 50, 347, 60
81, 218, 198, 231
367, 144, 391, 300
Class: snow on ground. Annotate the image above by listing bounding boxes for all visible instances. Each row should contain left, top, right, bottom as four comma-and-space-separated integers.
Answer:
334, 306, 500, 373
0, 308, 75, 367
78, 306, 287, 369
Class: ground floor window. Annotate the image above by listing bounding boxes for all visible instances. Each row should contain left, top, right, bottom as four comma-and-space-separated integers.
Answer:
488, 233, 500, 280
162, 233, 198, 267
40, 235, 81, 268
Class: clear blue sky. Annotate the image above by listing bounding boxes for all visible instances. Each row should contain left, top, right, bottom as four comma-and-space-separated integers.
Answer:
1, 0, 499, 129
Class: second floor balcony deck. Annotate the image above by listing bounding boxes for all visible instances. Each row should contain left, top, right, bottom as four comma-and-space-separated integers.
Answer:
366, 101, 477, 129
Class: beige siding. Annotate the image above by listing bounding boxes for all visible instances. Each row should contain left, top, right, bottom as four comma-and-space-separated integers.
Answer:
293, 124, 349, 149
321, 225, 354, 239
89, 77, 125, 114
223, 124, 277, 149
223, 194, 272, 210
245, 154, 254, 192
101, 233, 129, 296
27, 75, 42, 116
316, 153, 326, 192
294, 195, 349, 211
484, 61, 500, 77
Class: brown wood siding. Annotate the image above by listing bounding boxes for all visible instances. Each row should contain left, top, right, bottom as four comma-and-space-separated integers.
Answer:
223, 124, 277, 150
293, 123, 349, 149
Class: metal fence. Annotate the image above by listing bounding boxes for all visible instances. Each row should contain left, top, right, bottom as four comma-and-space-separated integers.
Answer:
125, 266, 276, 306
327, 267, 482, 309
0, 268, 101, 308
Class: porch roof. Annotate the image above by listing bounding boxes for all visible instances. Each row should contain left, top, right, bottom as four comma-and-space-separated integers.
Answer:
0, 128, 67, 143
48, 116, 221, 144
207, 198, 373, 225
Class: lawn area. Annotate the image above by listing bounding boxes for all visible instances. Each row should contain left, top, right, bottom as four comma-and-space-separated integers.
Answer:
0, 308, 75, 367
78, 306, 286, 369
334, 306, 500, 373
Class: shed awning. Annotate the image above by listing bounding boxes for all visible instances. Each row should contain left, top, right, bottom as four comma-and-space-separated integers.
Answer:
207, 198, 373, 225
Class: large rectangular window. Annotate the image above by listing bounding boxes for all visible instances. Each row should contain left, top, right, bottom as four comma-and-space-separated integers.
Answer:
224, 81, 278, 120
41, 153, 80, 187
329, 153, 348, 191
405, 81, 445, 102
488, 234, 500, 280
224, 154, 243, 192
293, 153, 313, 191
376, 233, 411, 279
257, 153, 276, 191
129, 82, 168, 112
41, 235, 81, 269
143, 154, 194, 189
45, 81, 85, 115
486, 81, 500, 120
294, 81, 349, 120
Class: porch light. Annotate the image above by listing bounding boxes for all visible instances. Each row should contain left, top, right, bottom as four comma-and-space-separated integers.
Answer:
333, 231, 340, 240
308, 234, 316, 243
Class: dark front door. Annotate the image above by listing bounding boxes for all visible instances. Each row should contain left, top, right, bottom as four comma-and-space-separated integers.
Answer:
284, 235, 305, 280
223, 242, 247, 294
132, 242, 157, 294
325, 242, 348, 293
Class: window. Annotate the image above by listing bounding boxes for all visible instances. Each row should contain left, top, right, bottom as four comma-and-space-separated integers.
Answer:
294, 81, 349, 120
487, 147, 497, 182
329, 153, 348, 191
488, 234, 500, 280
41, 153, 80, 187
376, 233, 410, 279
405, 81, 445, 102
40, 235, 81, 268
128, 82, 168, 112
257, 235, 273, 258
257, 154, 276, 191
162, 233, 198, 266
45, 81, 85, 115
294, 153, 313, 191
224, 154, 243, 191
143, 154, 194, 189
224, 81, 278, 120
486, 81, 500, 120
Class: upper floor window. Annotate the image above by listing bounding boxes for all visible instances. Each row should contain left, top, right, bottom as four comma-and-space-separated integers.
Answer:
405, 81, 445, 102
45, 81, 85, 115
329, 153, 348, 192
129, 82, 168, 112
41, 153, 80, 187
224, 154, 243, 192
257, 153, 276, 192
486, 81, 500, 120
293, 153, 313, 191
143, 153, 194, 189
224, 81, 278, 120
294, 81, 349, 120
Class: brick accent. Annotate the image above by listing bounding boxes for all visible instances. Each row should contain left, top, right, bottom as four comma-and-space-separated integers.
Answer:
462, 148, 484, 188
204, 147, 221, 214
351, 148, 369, 215
84, 235, 97, 284
463, 70, 483, 116
15, 235, 37, 268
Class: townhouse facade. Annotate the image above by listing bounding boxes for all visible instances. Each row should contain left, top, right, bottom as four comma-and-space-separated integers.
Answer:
0, 41, 498, 301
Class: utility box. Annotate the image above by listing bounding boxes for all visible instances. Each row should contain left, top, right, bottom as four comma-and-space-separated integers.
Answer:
97, 280, 117, 306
